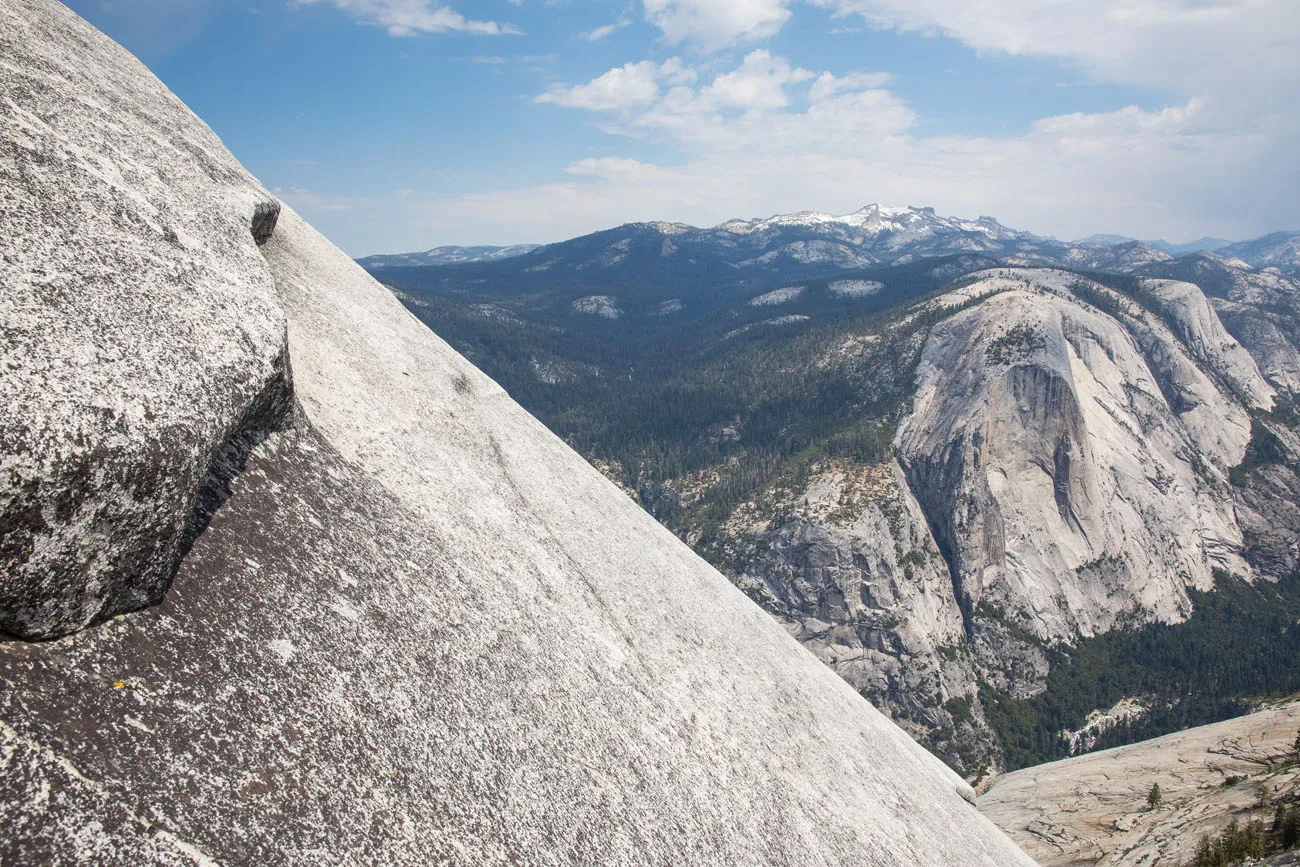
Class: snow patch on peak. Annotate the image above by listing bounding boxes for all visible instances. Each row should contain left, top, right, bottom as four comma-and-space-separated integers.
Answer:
634, 221, 694, 236
852, 203, 914, 219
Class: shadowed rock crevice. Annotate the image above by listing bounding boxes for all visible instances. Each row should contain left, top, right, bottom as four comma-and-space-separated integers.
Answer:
174, 204, 295, 568
173, 338, 296, 578
170, 205, 295, 620
897, 437, 988, 642
0, 188, 293, 642
0, 328, 295, 645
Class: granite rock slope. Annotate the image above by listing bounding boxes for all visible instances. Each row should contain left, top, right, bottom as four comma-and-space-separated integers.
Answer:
980, 698, 1300, 866
898, 277, 1247, 639
894, 272, 1252, 698
1142, 277, 1275, 411
0, 0, 291, 640
727, 460, 995, 772
1213, 300, 1300, 394
0, 1, 1035, 864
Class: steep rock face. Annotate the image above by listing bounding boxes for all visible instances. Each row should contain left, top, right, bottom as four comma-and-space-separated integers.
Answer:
1213, 300, 1300, 394
896, 280, 1247, 663
1143, 278, 1274, 411
727, 461, 995, 772
0, 2, 1035, 864
0, 0, 291, 639
1113, 299, 1254, 472
1134, 260, 1300, 576
1230, 419, 1300, 576
1157, 257, 1300, 396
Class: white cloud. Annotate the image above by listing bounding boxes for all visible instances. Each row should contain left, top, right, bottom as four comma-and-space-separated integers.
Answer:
808, 0, 1299, 103
542, 51, 907, 148
701, 50, 812, 111
535, 59, 693, 111
642, 0, 791, 49
808, 70, 891, 102
565, 157, 682, 183
294, 0, 521, 36
629, 0, 1296, 106
657, 57, 699, 86
579, 17, 632, 42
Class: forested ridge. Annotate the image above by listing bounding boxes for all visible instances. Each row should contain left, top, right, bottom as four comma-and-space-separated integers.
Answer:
984, 571, 1300, 770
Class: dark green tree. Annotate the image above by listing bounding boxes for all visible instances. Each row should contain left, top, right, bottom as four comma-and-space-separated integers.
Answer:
1284, 806, 1300, 850
1147, 782, 1163, 809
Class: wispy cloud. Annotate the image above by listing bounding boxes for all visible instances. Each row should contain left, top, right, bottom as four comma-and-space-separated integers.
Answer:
579, 17, 631, 42
293, 0, 522, 36
535, 59, 692, 111
808, 0, 1297, 102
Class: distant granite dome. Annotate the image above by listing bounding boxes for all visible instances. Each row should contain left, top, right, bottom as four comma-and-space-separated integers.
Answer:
0, 1, 1034, 864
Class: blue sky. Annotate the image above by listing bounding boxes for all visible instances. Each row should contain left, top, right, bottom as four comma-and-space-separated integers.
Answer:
67, 0, 1300, 256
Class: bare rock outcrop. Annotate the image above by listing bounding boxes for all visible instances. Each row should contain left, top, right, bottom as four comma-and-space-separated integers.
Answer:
980, 698, 1300, 866
0, 1, 1035, 864
896, 277, 1249, 671
1142, 277, 1275, 410
728, 461, 995, 772
1213, 300, 1300, 394
0, 0, 292, 639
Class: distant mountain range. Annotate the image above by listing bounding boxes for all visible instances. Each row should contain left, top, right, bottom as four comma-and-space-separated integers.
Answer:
356, 243, 541, 268
359, 206, 1300, 281
1074, 234, 1234, 256
1219, 231, 1300, 268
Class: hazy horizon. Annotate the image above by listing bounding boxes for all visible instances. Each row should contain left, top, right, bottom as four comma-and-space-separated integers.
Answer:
66, 0, 1300, 256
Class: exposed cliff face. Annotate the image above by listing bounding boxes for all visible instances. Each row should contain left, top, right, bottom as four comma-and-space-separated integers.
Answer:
724, 460, 996, 772
1143, 277, 1275, 411
1213, 300, 1300, 394
1231, 418, 1300, 577
611, 262, 1300, 774
897, 278, 1248, 665
1138, 255, 1300, 396
0, 1, 1036, 864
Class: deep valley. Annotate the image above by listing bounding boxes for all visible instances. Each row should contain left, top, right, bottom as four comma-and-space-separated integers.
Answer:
370, 213, 1300, 777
